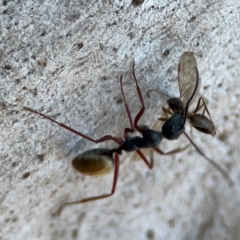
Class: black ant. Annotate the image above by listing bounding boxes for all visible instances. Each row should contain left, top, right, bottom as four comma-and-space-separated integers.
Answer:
148, 52, 233, 186
24, 63, 185, 215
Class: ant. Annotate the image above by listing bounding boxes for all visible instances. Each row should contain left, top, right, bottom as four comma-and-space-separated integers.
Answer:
159, 52, 215, 137
24, 63, 185, 215
148, 52, 233, 186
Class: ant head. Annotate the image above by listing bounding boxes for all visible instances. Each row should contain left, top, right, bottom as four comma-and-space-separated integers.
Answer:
162, 113, 185, 140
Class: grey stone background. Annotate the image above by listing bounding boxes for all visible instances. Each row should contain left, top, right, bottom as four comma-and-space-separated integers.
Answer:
1, 0, 240, 240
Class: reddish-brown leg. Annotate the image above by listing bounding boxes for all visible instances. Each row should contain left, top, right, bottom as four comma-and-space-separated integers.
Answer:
153, 145, 188, 155
119, 76, 135, 139
24, 107, 123, 145
120, 73, 154, 169
131, 62, 147, 132
192, 97, 213, 121
54, 153, 120, 215
119, 62, 146, 133
120, 65, 156, 169
136, 145, 188, 170
136, 149, 154, 169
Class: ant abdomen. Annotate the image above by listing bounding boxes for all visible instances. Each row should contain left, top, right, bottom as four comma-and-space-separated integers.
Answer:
188, 114, 216, 136
72, 148, 115, 176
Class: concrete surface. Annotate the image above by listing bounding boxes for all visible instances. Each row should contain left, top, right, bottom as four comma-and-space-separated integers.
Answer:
1, 0, 240, 240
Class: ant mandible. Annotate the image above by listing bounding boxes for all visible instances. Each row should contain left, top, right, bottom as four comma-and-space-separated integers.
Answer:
24, 62, 185, 215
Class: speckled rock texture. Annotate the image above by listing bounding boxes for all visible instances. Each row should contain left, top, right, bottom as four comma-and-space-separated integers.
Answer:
1, 1, 240, 240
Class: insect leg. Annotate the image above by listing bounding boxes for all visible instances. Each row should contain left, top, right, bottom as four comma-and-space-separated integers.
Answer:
153, 144, 189, 155
158, 107, 173, 121
24, 107, 123, 144
136, 149, 153, 169
192, 97, 213, 121
119, 75, 135, 138
131, 62, 146, 131
55, 153, 120, 215
184, 132, 233, 187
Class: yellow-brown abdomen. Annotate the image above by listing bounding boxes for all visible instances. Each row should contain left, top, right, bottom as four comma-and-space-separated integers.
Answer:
72, 148, 114, 176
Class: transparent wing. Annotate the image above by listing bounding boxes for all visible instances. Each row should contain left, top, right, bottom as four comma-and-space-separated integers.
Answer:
178, 52, 200, 107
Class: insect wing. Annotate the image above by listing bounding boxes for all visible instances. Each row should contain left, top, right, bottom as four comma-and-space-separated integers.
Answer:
178, 52, 200, 107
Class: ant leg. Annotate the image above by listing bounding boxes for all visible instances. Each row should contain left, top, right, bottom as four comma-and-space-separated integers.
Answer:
119, 76, 135, 139
120, 75, 153, 169
192, 97, 209, 117
55, 153, 120, 215
138, 145, 188, 170
196, 97, 213, 121
192, 97, 202, 115
158, 117, 168, 122
190, 124, 194, 139
131, 62, 146, 132
24, 107, 123, 145
192, 97, 203, 114
162, 107, 172, 118
184, 132, 233, 187
153, 144, 189, 155
136, 149, 153, 169
158, 107, 173, 121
